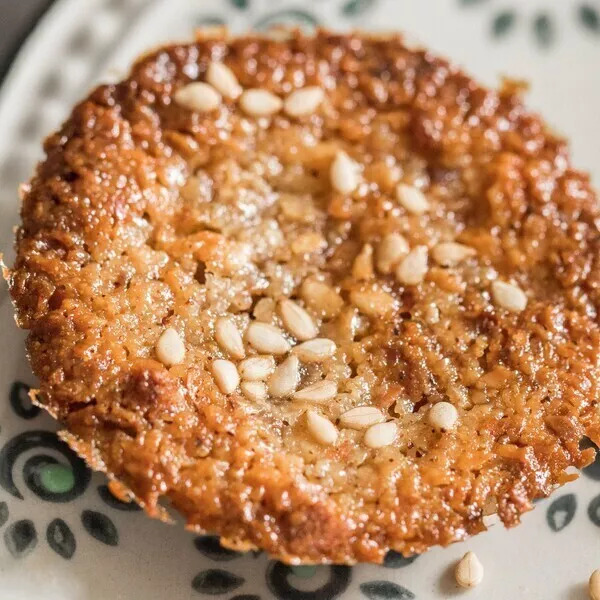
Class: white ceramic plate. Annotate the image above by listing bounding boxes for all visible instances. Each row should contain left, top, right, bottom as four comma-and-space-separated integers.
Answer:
1, 1, 600, 598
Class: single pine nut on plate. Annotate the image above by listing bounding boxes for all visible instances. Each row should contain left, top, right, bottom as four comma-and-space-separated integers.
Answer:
293, 338, 336, 362
292, 380, 337, 403
241, 380, 268, 402
174, 82, 221, 112
395, 245, 429, 285
211, 359, 240, 394
279, 299, 318, 341
156, 327, 185, 366
396, 183, 430, 215
589, 569, 600, 600
239, 88, 283, 117
306, 410, 338, 445
339, 406, 385, 430
283, 86, 324, 117
206, 61, 242, 99
364, 421, 397, 448
246, 322, 290, 355
238, 355, 276, 381
455, 551, 484, 588
491, 280, 528, 313
377, 233, 409, 274
431, 242, 476, 267
214, 317, 245, 359
268, 355, 300, 398
428, 401, 459, 431
330, 150, 359, 195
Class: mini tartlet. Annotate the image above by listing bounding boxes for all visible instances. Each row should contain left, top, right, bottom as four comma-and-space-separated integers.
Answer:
7, 29, 600, 564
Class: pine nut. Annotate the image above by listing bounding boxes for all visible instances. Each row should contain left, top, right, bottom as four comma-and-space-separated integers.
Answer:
396, 183, 429, 214
306, 410, 338, 445
293, 338, 336, 362
206, 61, 242, 99
292, 380, 337, 403
330, 151, 359, 195
214, 317, 245, 359
283, 86, 324, 117
300, 279, 344, 319
268, 355, 300, 397
239, 88, 283, 117
395, 245, 428, 285
455, 551, 484, 588
491, 280, 528, 313
377, 233, 409, 274
364, 421, 397, 448
174, 82, 221, 112
350, 287, 396, 317
211, 359, 240, 394
431, 242, 476, 267
238, 356, 276, 381
339, 406, 385, 430
246, 322, 290, 355
428, 401, 459, 431
352, 244, 375, 280
253, 297, 275, 322
241, 380, 268, 402
156, 328, 185, 366
279, 299, 318, 341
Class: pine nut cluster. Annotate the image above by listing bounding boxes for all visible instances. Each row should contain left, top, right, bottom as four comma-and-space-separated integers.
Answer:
159, 297, 404, 449
162, 60, 533, 452
174, 61, 325, 119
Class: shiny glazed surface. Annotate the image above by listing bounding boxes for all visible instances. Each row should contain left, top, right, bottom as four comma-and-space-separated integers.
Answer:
8, 30, 600, 563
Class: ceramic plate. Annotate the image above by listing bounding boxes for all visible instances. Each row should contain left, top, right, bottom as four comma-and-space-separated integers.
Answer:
1, 1, 600, 598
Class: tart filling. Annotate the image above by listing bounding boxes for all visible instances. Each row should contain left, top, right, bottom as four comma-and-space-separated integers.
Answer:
8, 30, 600, 564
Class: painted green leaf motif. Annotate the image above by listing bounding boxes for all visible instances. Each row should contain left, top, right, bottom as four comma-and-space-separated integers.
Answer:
40, 463, 75, 494
580, 4, 600, 31
253, 10, 318, 32
588, 494, 600, 526
194, 535, 242, 561
47, 518, 76, 559
492, 11, 516, 37
360, 581, 415, 600
0, 501, 8, 528
342, 0, 375, 17
0, 430, 90, 501
4, 520, 37, 558
191, 569, 245, 595
383, 551, 418, 568
533, 13, 555, 47
230, 0, 248, 9
290, 565, 317, 578
547, 494, 577, 531
81, 510, 118, 546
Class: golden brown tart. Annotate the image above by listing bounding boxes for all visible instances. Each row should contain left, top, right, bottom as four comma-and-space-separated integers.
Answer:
7, 29, 600, 564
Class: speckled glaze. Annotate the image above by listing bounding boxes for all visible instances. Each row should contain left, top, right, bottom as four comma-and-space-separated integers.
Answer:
1, 0, 600, 598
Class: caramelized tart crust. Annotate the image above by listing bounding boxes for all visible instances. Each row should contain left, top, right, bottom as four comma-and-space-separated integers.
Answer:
8, 30, 600, 564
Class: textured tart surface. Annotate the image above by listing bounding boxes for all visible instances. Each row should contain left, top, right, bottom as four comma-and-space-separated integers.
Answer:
8, 30, 600, 564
